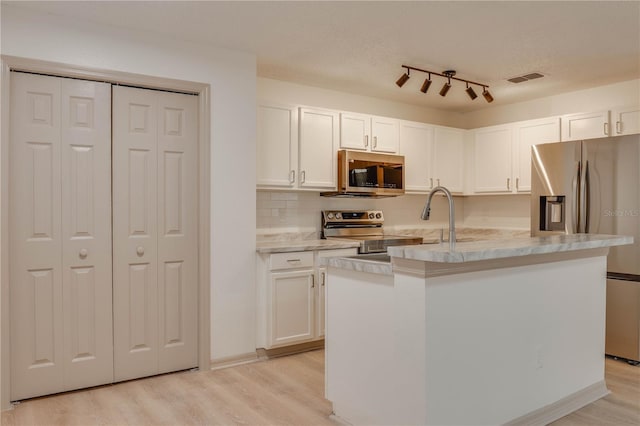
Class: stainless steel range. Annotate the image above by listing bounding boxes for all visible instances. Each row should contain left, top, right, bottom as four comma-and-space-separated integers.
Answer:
321, 210, 423, 253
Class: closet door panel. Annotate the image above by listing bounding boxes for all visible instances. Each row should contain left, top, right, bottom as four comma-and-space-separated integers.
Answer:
157, 92, 198, 373
112, 86, 159, 381
60, 79, 113, 390
10, 73, 64, 400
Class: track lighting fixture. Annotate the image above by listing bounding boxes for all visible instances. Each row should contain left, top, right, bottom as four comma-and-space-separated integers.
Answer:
465, 82, 478, 100
396, 69, 410, 87
482, 86, 494, 103
420, 73, 432, 93
439, 70, 454, 97
396, 65, 494, 103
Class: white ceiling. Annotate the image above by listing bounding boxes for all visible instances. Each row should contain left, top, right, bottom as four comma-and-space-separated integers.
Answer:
6, 1, 640, 112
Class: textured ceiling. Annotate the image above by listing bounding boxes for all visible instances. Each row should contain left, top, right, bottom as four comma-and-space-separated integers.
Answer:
5, 1, 640, 112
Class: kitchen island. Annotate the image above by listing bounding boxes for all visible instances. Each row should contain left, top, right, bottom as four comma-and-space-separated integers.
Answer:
325, 234, 633, 426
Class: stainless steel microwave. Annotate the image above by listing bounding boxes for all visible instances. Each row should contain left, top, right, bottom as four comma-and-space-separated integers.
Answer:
322, 150, 405, 197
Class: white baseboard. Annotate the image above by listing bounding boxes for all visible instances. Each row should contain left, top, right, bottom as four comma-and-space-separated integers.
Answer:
209, 351, 260, 370
505, 380, 609, 426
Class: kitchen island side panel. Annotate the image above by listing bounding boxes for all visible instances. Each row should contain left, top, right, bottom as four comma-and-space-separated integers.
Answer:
327, 253, 608, 425
421, 255, 607, 425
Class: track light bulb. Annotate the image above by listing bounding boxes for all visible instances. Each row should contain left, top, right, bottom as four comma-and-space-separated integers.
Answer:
439, 81, 451, 97
482, 87, 494, 103
466, 83, 477, 100
396, 71, 410, 87
420, 77, 432, 93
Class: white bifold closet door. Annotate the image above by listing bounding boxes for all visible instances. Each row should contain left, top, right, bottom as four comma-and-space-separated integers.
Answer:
10, 72, 113, 400
112, 86, 198, 382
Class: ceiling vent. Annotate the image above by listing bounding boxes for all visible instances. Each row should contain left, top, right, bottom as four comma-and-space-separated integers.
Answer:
507, 72, 545, 83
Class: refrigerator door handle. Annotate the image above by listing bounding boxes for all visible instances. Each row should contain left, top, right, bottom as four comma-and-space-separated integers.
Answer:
584, 160, 590, 233
572, 160, 581, 233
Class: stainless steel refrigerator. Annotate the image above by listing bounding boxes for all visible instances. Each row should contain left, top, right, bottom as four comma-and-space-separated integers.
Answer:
531, 134, 640, 363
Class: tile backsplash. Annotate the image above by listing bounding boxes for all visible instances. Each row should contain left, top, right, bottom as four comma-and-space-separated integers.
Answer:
257, 190, 531, 236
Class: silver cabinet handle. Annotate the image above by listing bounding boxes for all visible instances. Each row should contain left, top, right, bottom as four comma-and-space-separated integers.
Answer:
429, 178, 434, 189
604, 122, 609, 135
515, 177, 519, 191
79, 248, 88, 259
311, 274, 315, 288
321, 272, 326, 286
286, 258, 301, 263
437, 178, 440, 186
136, 246, 145, 256
364, 135, 369, 147
373, 136, 378, 148
301, 170, 306, 183
616, 121, 622, 134
289, 170, 295, 183
507, 178, 511, 190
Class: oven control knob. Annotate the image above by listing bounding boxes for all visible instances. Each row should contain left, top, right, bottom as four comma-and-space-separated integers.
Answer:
327, 212, 334, 220
336, 212, 342, 219
368, 212, 375, 219
375, 212, 382, 219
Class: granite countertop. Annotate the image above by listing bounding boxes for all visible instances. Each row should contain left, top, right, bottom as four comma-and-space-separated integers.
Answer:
256, 227, 530, 254
256, 239, 361, 253
387, 234, 634, 263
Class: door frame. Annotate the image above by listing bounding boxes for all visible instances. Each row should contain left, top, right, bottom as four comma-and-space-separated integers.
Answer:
0, 55, 211, 410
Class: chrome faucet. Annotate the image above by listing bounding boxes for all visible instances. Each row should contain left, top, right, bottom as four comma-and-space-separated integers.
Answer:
421, 186, 456, 250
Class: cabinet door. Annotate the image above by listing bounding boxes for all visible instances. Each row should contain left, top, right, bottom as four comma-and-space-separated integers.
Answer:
269, 270, 315, 347
473, 126, 512, 193
514, 117, 560, 193
257, 103, 298, 187
299, 108, 338, 189
340, 112, 370, 150
433, 127, 465, 193
612, 105, 640, 136
561, 110, 610, 141
371, 116, 399, 153
400, 121, 434, 192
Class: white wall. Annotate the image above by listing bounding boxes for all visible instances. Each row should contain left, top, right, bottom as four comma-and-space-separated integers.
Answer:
463, 79, 640, 128
259, 78, 467, 128
0, 5, 257, 363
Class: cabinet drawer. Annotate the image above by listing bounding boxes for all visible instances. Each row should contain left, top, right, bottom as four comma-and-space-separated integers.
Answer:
270, 251, 314, 270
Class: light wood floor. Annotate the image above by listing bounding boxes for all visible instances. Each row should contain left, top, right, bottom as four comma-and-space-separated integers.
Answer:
2, 351, 638, 425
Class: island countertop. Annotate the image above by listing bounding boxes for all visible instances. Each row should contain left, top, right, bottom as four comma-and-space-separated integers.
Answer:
386, 233, 633, 263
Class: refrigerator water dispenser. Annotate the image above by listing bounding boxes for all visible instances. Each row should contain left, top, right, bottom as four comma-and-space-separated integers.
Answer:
540, 196, 565, 231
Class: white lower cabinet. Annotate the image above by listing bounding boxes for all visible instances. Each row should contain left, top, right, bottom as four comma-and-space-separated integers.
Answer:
270, 268, 315, 347
257, 248, 357, 349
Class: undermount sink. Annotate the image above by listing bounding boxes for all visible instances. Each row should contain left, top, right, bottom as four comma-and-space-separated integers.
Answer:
348, 253, 391, 263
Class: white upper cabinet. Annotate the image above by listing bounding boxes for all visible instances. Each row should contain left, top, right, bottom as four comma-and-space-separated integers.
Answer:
299, 107, 339, 189
513, 117, 561, 193
340, 112, 370, 150
340, 113, 399, 153
611, 105, 640, 136
473, 125, 513, 193
561, 110, 610, 141
371, 116, 400, 152
399, 121, 434, 192
433, 126, 465, 194
257, 103, 338, 190
257, 103, 298, 188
